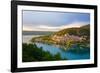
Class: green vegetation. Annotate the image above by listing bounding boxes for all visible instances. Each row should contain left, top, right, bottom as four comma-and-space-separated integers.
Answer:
31, 25, 90, 50
65, 39, 73, 49
55, 28, 79, 36
22, 43, 65, 62
55, 24, 90, 36
22, 25, 90, 62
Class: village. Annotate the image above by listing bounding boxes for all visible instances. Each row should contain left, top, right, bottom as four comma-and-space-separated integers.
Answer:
51, 34, 86, 44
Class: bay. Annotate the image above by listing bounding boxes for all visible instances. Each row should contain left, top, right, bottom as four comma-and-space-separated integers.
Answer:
23, 35, 90, 60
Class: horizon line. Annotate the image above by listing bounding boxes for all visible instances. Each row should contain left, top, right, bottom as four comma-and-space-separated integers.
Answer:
23, 24, 89, 32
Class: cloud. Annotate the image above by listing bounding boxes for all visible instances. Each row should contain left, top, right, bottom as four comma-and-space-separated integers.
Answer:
23, 22, 89, 31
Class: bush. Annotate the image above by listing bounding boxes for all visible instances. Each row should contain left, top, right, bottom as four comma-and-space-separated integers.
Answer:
22, 43, 63, 62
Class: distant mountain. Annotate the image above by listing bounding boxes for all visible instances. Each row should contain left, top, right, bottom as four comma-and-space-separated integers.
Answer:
23, 31, 55, 35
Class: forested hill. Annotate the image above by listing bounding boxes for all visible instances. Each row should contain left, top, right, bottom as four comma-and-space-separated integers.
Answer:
31, 24, 90, 48
54, 24, 90, 36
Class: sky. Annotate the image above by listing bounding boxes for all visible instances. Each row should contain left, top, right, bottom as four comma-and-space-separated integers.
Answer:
22, 10, 90, 31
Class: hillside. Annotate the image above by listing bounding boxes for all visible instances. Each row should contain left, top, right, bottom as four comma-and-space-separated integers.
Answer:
31, 24, 90, 49
54, 24, 90, 36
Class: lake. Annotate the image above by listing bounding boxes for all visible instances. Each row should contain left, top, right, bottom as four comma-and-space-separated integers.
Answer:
23, 35, 90, 60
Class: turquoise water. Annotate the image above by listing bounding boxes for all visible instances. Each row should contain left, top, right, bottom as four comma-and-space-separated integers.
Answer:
23, 35, 90, 60
35, 43, 90, 60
